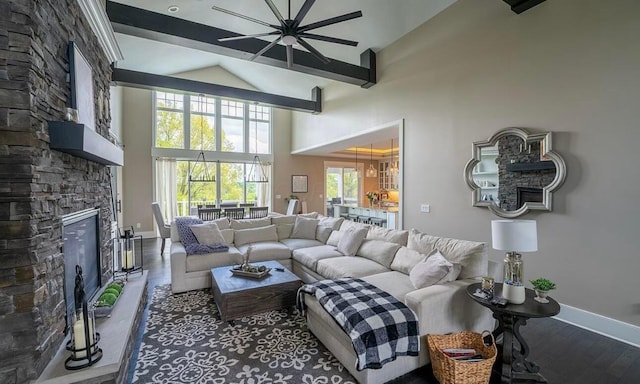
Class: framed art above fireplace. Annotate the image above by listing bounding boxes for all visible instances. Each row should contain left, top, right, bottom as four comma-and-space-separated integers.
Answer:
68, 41, 95, 131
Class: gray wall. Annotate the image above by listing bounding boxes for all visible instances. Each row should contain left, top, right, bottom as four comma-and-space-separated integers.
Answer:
292, 0, 640, 326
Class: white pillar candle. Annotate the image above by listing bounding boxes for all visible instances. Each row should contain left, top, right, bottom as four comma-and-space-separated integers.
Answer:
122, 249, 134, 269
73, 316, 95, 358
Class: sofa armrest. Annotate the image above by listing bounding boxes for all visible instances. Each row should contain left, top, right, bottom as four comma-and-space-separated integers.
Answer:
170, 241, 188, 293
404, 278, 494, 335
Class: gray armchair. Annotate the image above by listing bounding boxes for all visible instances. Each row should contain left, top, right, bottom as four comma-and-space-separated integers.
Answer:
151, 202, 171, 255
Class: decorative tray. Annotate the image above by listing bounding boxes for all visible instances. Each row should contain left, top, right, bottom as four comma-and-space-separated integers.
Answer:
230, 266, 271, 279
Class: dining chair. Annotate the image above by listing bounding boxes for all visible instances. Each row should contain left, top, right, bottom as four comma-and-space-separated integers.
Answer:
224, 207, 246, 220
249, 206, 269, 219
198, 207, 222, 221
151, 202, 171, 256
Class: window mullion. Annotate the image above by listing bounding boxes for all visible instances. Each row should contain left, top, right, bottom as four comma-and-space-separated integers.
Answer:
184, 94, 191, 150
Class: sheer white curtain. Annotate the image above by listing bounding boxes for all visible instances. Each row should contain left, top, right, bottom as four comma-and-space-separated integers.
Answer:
155, 158, 178, 222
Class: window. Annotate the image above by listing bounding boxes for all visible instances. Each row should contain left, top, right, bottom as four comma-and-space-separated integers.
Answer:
153, 91, 272, 216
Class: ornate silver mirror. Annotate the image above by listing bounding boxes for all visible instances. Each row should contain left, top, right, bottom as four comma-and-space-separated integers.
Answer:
464, 127, 567, 218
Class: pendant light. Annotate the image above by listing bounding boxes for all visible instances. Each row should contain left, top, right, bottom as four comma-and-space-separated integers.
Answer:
189, 94, 216, 183
246, 116, 269, 183
388, 138, 399, 177
366, 144, 377, 178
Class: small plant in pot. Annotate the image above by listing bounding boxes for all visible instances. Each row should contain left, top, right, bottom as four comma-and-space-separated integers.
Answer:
530, 278, 556, 303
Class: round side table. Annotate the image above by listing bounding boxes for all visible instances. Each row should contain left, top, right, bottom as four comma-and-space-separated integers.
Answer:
466, 282, 560, 384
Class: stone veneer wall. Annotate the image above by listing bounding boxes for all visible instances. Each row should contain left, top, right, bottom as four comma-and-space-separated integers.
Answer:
0, 1, 115, 382
497, 136, 556, 211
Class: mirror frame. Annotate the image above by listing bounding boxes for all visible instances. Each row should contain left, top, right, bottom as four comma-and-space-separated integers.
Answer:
464, 127, 567, 218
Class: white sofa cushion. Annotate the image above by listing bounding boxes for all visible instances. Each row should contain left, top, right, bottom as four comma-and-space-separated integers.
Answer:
280, 238, 324, 250
408, 229, 487, 279
234, 225, 278, 247
236, 242, 291, 262
390, 247, 427, 275
185, 247, 242, 272
291, 216, 319, 240
366, 226, 409, 246
316, 256, 390, 279
230, 217, 272, 230
339, 220, 370, 232
356, 239, 401, 268
220, 229, 234, 244
409, 249, 461, 289
363, 271, 417, 302
292, 245, 343, 270
337, 227, 368, 256
189, 222, 226, 245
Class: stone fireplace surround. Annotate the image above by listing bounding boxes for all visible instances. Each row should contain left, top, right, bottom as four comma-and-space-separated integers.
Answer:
0, 1, 125, 382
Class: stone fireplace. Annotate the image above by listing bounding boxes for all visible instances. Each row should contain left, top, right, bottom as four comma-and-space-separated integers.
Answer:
0, 1, 117, 382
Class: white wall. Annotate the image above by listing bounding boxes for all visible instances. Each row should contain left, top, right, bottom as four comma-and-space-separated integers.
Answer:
292, 0, 640, 327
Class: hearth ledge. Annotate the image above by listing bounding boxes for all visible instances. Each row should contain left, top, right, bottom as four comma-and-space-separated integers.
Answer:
35, 271, 148, 384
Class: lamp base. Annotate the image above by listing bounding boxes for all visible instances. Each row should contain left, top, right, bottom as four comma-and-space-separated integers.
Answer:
503, 283, 525, 304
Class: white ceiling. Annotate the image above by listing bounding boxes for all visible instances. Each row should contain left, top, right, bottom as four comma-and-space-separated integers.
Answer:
111, 0, 457, 154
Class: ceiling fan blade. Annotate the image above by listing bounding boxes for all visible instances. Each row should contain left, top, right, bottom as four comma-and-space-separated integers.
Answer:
298, 11, 362, 33
249, 36, 282, 61
286, 44, 294, 68
219, 32, 281, 42
293, 0, 315, 27
298, 32, 358, 46
211, 6, 277, 29
264, 0, 286, 25
295, 37, 330, 64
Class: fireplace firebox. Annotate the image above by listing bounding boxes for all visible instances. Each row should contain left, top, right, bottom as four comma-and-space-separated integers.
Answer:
62, 208, 102, 332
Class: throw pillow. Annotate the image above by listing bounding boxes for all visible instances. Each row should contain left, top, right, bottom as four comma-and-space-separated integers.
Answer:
175, 216, 229, 255
276, 223, 294, 240
315, 226, 333, 243
233, 225, 278, 247
409, 249, 461, 289
337, 227, 368, 256
290, 216, 319, 240
326, 230, 344, 246
189, 222, 226, 245
390, 247, 428, 275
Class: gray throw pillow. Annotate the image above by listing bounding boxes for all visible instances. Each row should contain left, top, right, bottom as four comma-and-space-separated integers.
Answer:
337, 227, 368, 256
291, 216, 319, 240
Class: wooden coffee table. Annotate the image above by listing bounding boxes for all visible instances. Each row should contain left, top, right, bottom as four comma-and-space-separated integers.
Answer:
210, 260, 302, 323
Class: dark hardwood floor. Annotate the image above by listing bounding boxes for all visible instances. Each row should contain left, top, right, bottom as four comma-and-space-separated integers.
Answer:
135, 238, 640, 384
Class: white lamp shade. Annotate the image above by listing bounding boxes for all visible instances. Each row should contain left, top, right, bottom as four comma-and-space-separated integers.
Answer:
491, 220, 538, 252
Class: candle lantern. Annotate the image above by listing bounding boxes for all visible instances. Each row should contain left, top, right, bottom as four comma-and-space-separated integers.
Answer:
65, 265, 103, 370
115, 226, 143, 278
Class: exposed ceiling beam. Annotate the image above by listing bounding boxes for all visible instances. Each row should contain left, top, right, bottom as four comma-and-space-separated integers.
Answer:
503, 0, 547, 14
106, 1, 376, 88
112, 68, 322, 113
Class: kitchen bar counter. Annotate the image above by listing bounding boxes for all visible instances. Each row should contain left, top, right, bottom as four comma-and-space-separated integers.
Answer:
332, 204, 398, 229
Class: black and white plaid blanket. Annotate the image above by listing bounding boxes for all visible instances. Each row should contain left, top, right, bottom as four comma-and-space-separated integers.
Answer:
297, 278, 419, 371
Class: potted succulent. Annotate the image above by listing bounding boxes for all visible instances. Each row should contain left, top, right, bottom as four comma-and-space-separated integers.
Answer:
530, 278, 556, 303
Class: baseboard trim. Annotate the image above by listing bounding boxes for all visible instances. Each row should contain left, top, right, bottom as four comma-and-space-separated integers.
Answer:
555, 303, 640, 348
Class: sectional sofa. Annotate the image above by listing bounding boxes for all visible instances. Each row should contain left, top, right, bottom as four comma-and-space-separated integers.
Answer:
169, 213, 497, 384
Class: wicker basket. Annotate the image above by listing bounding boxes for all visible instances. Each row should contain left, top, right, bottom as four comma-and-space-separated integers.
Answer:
427, 331, 497, 384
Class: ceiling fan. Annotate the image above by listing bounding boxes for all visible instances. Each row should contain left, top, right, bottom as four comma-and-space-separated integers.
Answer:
212, 0, 362, 68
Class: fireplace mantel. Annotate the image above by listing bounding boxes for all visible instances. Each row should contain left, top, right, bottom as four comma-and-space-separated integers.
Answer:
48, 121, 124, 166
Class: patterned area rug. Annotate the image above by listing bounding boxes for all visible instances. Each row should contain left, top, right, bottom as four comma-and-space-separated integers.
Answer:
132, 284, 356, 384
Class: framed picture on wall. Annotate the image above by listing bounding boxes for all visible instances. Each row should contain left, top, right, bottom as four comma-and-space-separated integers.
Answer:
69, 41, 95, 131
292, 175, 308, 193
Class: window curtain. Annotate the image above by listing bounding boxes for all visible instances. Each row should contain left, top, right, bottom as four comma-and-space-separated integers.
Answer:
155, 158, 178, 223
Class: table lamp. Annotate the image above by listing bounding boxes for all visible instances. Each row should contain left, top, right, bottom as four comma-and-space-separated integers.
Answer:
491, 219, 538, 304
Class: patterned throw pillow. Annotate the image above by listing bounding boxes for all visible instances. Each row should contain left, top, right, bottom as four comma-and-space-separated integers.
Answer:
175, 216, 229, 255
